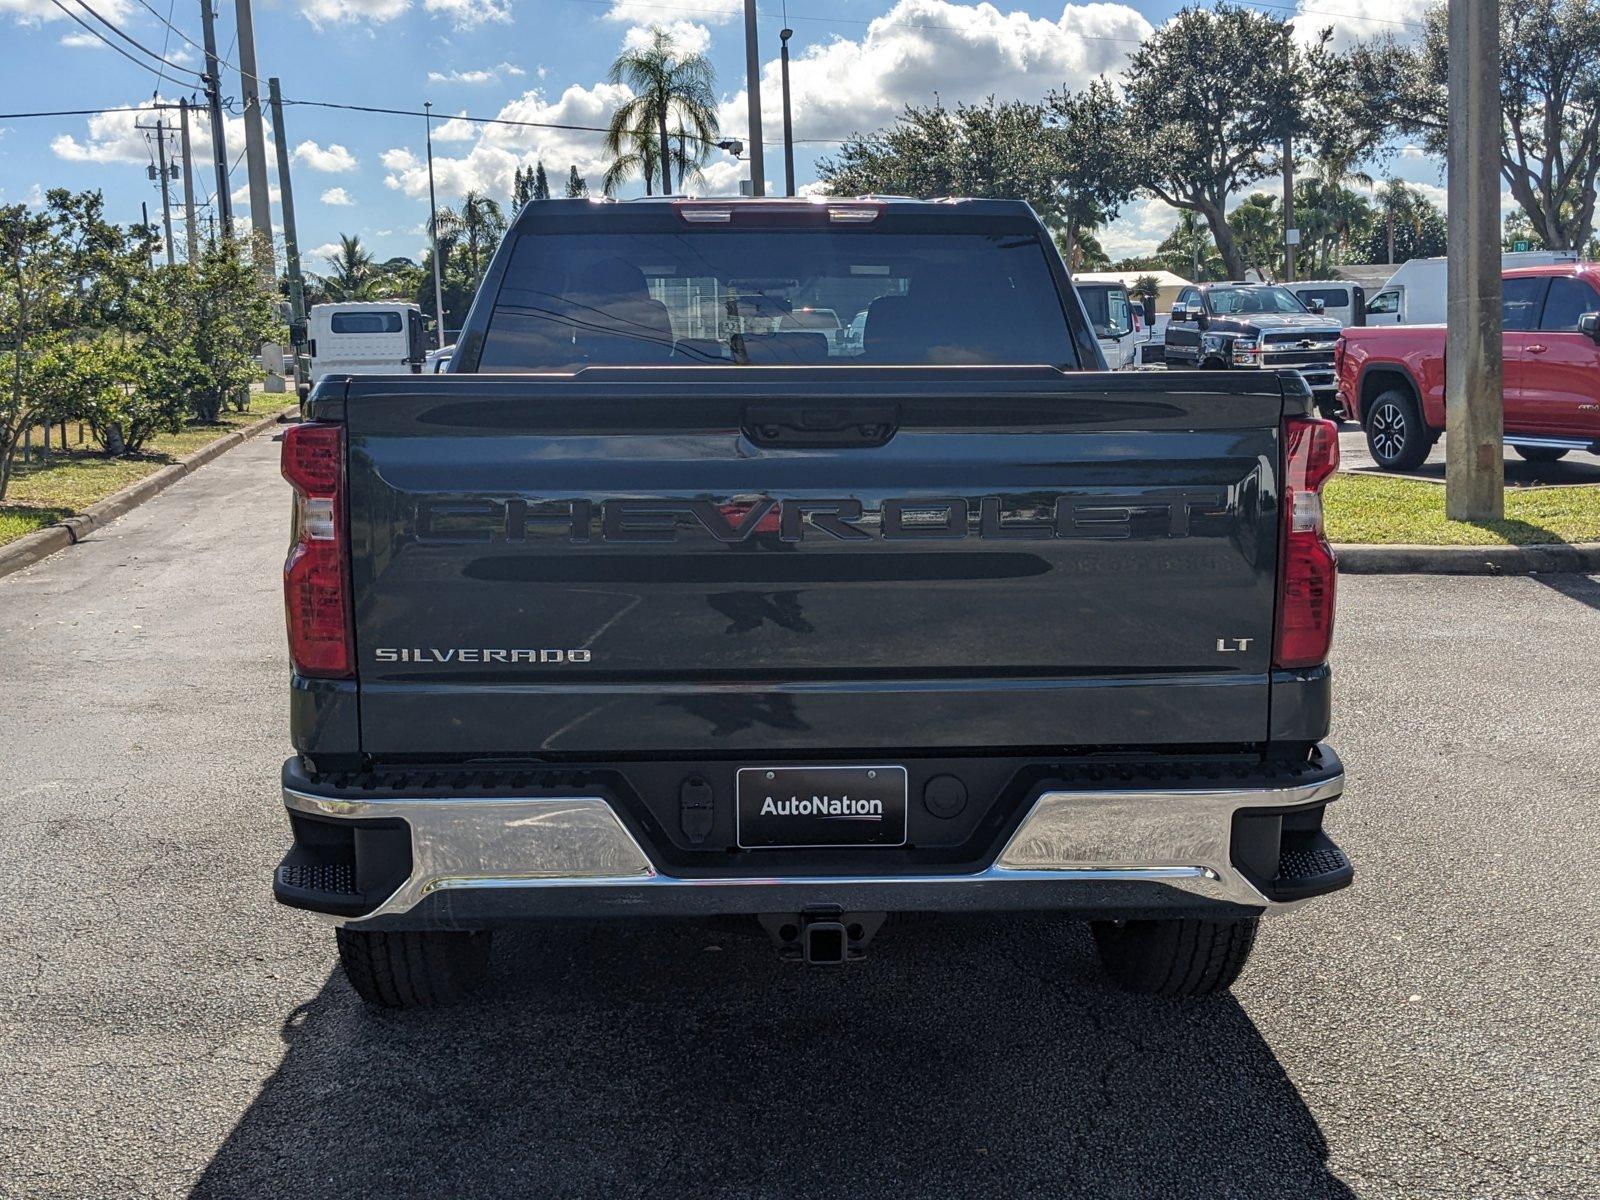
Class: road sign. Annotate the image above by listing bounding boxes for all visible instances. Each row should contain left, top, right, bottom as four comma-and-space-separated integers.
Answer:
1513, 239, 1530, 252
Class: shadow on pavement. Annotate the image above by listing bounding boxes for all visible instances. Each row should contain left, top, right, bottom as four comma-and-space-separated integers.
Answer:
190, 915, 1354, 1200
1529, 571, 1600, 613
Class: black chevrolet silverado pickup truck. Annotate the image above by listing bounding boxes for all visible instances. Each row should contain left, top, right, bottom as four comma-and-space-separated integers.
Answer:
275, 197, 1350, 1008
1163, 282, 1344, 420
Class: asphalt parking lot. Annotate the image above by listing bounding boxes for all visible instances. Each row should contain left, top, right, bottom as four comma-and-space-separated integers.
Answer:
1337, 421, 1600, 484
1, 432, 1597, 1200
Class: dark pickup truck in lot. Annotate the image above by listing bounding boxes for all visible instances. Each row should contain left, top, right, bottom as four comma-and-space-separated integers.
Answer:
1164, 282, 1344, 420
276, 197, 1351, 1008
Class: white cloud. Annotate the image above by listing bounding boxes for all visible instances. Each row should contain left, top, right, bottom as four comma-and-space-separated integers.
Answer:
297, 0, 409, 27
1289, 0, 1433, 50
622, 19, 710, 55
321, 186, 356, 206
433, 113, 479, 142
1100, 197, 1181, 260
605, 0, 735, 25
427, 61, 526, 85
51, 96, 250, 169
3, 0, 135, 24
424, 0, 510, 26
231, 182, 282, 206
720, 0, 1153, 150
383, 82, 631, 201
308, 241, 345, 263
687, 155, 746, 197
1400, 143, 1426, 161
294, 139, 358, 172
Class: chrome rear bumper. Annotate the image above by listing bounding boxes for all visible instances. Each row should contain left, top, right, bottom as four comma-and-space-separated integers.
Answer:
281, 770, 1347, 928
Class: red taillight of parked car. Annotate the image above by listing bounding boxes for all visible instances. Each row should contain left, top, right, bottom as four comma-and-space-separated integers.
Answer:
1275, 417, 1339, 669
281, 422, 354, 678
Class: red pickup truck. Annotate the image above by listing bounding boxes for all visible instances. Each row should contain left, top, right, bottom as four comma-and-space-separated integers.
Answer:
1336, 263, 1600, 469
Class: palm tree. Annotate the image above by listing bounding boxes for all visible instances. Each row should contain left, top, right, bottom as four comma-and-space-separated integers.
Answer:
455, 191, 506, 286
604, 130, 661, 197
1374, 180, 1419, 267
322, 234, 377, 301
604, 27, 718, 195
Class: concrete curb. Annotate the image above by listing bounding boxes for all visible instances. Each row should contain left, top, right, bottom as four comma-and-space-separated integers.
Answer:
0, 407, 295, 582
1336, 541, 1600, 575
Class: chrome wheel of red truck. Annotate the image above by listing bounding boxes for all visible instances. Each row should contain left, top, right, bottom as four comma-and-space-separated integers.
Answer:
1366, 389, 1432, 471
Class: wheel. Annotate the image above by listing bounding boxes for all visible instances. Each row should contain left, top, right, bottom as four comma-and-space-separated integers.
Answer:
1514, 445, 1569, 463
335, 928, 492, 1008
1364, 388, 1433, 470
1090, 916, 1258, 997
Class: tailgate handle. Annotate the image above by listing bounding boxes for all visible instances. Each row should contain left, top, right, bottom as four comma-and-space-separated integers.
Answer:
743, 402, 899, 447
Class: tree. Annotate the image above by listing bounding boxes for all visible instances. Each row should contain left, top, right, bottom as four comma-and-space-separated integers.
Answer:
604, 131, 662, 197
1047, 78, 1140, 266
1503, 211, 1548, 251
1352, 190, 1447, 262
1361, 0, 1600, 251
513, 162, 552, 208
818, 95, 1134, 263
565, 166, 589, 198
1229, 192, 1285, 279
605, 26, 718, 195
1116, 3, 1307, 280
321, 234, 378, 301
1157, 210, 1223, 281
0, 203, 69, 499
454, 191, 507, 286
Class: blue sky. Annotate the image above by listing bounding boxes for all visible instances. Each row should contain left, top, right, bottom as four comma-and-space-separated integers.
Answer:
0, 0, 1444, 272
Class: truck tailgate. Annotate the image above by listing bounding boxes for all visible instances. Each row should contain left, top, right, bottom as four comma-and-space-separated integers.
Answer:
338, 369, 1288, 756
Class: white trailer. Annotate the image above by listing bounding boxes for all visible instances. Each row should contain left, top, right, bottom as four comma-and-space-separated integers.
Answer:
1362, 251, 1579, 326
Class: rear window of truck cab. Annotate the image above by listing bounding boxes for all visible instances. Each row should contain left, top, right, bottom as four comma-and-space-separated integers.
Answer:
330, 311, 403, 334
475, 227, 1081, 370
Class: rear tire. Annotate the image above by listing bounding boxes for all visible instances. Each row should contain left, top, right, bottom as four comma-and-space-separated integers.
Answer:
1364, 388, 1433, 471
1090, 916, 1258, 997
1514, 445, 1569, 463
336, 928, 492, 1008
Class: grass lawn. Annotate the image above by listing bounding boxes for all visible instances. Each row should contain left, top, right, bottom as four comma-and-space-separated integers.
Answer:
1, 394, 292, 549
1325, 473, 1600, 545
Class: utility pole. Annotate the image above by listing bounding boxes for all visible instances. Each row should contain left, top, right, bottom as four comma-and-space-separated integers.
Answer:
742, 0, 766, 196
154, 120, 176, 266
779, 27, 796, 197
198, 0, 232, 237
1445, 0, 1504, 520
234, 0, 283, 392
268, 77, 309, 397
141, 202, 154, 267
1281, 32, 1295, 283
425, 101, 447, 350
1282, 137, 1295, 282
179, 98, 199, 262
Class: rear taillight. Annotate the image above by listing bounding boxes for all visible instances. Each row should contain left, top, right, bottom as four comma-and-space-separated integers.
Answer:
1274, 417, 1339, 669
281, 422, 353, 678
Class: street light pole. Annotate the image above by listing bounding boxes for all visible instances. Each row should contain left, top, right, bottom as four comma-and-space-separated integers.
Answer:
742, 0, 766, 197
425, 101, 447, 351
1445, 0, 1504, 520
779, 27, 796, 197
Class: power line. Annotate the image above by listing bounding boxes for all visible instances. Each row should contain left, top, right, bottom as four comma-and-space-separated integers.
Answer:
46, 0, 200, 84
281, 96, 847, 146
66, 0, 204, 77
129, 0, 257, 83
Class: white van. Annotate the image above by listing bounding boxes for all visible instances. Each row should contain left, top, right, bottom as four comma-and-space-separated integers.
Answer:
1362, 251, 1579, 325
1288, 281, 1366, 327
307, 302, 429, 385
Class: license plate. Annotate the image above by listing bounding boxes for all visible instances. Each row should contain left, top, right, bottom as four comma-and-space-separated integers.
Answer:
736, 765, 908, 849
